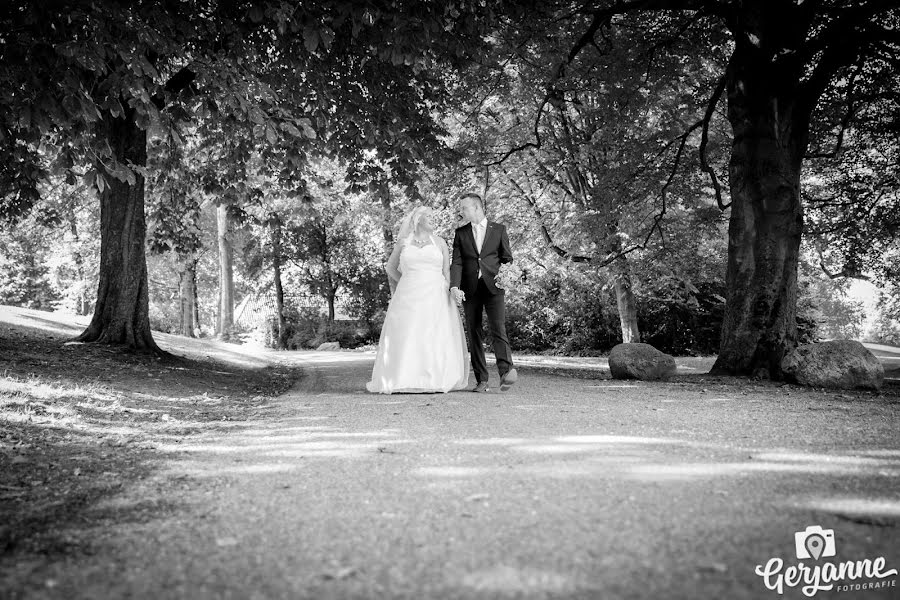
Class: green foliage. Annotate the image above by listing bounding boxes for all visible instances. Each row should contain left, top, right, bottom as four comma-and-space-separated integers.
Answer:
0, 223, 58, 309
865, 287, 900, 346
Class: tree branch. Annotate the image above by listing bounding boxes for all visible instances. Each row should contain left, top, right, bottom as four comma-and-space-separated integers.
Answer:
698, 73, 728, 209
503, 167, 593, 263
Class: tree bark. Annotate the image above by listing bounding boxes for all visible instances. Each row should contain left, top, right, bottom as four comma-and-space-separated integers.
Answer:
270, 215, 287, 349
378, 181, 393, 260
67, 209, 90, 315
216, 203, 234, 340
326, 290, 336, 322
612, 258, 640, 344
178, 258, 197, 337
711, 14, 810, 378
76, 111, 161, 353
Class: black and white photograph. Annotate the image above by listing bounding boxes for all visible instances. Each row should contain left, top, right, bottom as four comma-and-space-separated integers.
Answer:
1, 1, 898, 598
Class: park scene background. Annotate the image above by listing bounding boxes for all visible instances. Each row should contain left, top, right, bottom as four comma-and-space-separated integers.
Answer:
1, 1, 899, 598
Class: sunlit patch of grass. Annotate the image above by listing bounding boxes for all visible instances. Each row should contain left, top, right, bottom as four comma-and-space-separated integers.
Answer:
0, 375, 123, 425
0, 375, 115, 404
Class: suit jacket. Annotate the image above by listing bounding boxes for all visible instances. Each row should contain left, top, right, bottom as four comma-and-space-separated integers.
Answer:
450, 221, 513, 295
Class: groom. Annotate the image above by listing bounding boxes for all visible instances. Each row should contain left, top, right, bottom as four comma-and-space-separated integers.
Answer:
449, 193, 518, 393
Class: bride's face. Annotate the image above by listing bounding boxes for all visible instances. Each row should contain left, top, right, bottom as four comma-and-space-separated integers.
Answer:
418, 210, 434, 232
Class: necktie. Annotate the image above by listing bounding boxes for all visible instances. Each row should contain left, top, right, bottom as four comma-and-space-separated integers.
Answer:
475, 223, 484, 279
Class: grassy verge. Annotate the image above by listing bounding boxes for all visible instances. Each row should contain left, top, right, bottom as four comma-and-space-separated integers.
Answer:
0, 319, 299, 563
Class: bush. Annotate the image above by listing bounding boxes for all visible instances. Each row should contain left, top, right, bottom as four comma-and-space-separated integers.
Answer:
149, 301, 180, 334
264, 306, 375, 350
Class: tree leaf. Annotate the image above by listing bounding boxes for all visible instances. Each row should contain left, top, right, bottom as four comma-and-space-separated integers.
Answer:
303, 28, 319, 53
280, 122, 302, 137
297, 118, 316, 139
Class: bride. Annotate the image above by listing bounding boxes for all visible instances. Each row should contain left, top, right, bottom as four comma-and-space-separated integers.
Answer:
366, 206, 470, 394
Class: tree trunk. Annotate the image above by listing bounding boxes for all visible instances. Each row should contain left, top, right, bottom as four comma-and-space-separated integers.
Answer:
66, 209, 91, 315
191, 266, 200, 335
606, 224, 640, 344
378, 181, 393, 260
76, 111, 161, 353
216, 203, 234, 340
612, 258, 640, 344
327, 291, 336, 322
178, 258, 197, 337
711, 21, 809, 379
270, 215, 287, 349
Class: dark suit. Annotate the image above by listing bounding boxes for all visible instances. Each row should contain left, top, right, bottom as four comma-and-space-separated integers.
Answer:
450, 221, 514, 383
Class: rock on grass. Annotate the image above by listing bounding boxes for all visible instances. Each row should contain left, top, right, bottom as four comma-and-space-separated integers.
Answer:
781, 340, 884, 390
608, 343, 676, 381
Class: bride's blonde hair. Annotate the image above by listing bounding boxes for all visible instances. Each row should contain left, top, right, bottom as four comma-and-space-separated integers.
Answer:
397, 206, 432, 243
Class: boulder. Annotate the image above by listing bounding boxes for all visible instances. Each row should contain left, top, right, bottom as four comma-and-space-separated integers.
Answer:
608, 343, 677, 381
781, 340, 883, 390
316, 341, 341, 351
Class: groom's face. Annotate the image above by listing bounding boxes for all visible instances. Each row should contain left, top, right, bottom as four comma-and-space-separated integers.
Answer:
458, 198, 479, 224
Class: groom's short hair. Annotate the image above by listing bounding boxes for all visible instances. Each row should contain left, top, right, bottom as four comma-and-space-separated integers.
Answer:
459, 192, 483, 211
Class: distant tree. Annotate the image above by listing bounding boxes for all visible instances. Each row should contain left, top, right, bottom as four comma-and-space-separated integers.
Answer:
0, 215, 59, 309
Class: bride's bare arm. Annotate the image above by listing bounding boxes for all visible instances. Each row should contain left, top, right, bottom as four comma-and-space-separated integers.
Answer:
385, 241, 402, 292
438, 235, 451, 286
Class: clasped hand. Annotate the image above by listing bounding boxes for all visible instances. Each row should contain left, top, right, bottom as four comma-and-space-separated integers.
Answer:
449, 286, 465, 305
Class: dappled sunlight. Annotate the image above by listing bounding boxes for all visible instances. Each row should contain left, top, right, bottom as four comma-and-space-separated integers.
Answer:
413, 466, 493, 477
584, 384, 640, 389
859, 449, 900, 457
0, 376, 110, 402
235, 429, 402, 440
620, 460, 892, 482
259, 446, 389, 458
0, 307, 88, 336
360, 400, 408, 405
555, 434, 688, 445
753, 451, 900, 466
519, 462, 606, 478
288, 352, 374, 364
788, 497, 900, 517
154, 422, 415, 463
459, 565, 577, 595
157, 460, 305, 477
246, 424, 338, 432
454, 437, 530, 446
204, 462, 302, 475
410, 434, 900, 485
515, 443, 617, 454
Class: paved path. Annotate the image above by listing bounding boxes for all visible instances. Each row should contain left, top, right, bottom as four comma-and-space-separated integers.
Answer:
23, 352, 900, 599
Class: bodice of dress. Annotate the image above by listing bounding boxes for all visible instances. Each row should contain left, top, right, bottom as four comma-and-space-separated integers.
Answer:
399, 241, 443, 277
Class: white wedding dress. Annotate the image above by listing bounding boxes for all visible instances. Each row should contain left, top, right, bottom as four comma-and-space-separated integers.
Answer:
366, 238, 469, 394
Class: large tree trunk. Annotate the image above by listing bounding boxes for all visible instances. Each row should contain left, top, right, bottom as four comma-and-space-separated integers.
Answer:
76, 111, 161, 353
216, 203, 234, 340
711, 17, 810, 378
178, 258, 197, 337
270, 215, 287, 349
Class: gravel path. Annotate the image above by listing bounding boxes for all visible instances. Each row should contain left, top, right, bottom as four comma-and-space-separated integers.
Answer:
13, 350, 900, 600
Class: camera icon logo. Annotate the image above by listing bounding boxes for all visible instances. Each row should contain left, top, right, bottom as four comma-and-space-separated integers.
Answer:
794, 525, 836, 560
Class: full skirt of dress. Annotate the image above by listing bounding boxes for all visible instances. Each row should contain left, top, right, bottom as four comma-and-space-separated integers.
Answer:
366, 250, 469, 394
